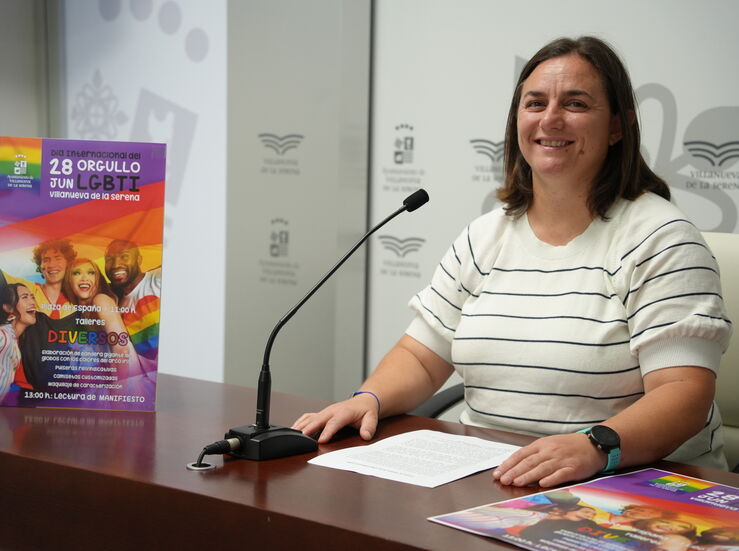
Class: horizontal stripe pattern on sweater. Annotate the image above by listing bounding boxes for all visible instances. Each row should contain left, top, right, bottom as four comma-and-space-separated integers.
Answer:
408, 193, 731, 442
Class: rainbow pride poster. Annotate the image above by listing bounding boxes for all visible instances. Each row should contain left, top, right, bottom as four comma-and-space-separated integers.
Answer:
430, 468, 739, 551
0, 137, 165, 411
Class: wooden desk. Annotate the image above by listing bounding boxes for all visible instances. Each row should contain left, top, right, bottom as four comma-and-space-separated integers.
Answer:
1, 374, 737, 551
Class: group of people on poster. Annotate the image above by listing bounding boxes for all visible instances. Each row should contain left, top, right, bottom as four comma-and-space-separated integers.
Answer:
440, 491, 739, 551
0, 237, 161, 405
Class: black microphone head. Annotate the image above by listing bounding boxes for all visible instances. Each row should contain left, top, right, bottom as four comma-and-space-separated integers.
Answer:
403, 188, 429, 212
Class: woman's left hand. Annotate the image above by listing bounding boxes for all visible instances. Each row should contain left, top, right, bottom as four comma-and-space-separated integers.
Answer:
492, 432, 606, 488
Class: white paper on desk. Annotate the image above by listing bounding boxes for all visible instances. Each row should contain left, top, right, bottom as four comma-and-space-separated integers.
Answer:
308, 429, 520, 488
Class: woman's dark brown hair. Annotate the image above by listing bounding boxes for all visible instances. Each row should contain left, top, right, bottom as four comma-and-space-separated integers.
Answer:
498, 36, 670, 219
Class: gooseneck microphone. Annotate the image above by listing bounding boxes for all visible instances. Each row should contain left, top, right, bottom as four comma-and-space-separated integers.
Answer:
188, 189, 430, 468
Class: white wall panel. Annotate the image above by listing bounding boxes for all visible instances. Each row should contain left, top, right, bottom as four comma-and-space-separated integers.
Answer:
368, 0, 739, 372
225, 1, 370, 401
61, 0, 227, 382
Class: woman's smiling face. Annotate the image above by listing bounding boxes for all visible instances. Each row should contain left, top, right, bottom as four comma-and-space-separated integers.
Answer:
517, 53, 622, 191
70, 262, 99, 304
14, 285, 37, 326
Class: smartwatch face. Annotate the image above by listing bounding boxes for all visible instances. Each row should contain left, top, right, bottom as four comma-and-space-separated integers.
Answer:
591, 425, 620, 449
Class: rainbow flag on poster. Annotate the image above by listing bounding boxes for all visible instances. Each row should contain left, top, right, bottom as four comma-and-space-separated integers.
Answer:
430, 468, 739, 551
0, 137, 165, 411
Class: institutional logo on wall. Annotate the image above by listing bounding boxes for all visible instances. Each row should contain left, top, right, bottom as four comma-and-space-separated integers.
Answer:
259, 132, 303, 176
378, 234, 424, 279
71, 70, 129, 140
269, 218, 289, 258
381, 122, 425, 194
470, 138, 504, 182
685, 140, 739, 168
470, 138, 504, 213
470, 139, 504, 164
679, 106, 739, 232
259, 218, 299, 286
378, 235, 426, 258
394, 124, 414, 165
637, 85, 739, 232
259, 133, 305, 156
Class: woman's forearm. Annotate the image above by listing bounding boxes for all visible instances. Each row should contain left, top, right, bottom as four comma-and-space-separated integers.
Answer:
358, 334, 454, 418
603, 365, 716, 467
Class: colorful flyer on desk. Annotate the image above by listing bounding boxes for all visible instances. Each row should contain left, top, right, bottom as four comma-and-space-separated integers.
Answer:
430, 468, 739, 551
0, 136, 165, 411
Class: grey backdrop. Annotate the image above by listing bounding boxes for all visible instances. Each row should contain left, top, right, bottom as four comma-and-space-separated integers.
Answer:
225, 1, 370, 400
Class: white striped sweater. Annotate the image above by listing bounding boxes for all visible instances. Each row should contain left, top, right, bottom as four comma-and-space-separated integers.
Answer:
407, 192, 732, 467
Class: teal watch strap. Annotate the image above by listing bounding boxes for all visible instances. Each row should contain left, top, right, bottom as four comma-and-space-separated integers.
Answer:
577, 427, 620, 473
603, 447, 621, 472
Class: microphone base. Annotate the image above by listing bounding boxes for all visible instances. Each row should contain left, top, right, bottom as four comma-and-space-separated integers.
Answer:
225, 424, 318, 461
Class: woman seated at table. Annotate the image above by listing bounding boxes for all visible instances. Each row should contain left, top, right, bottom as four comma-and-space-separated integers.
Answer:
293, 36, 732, 487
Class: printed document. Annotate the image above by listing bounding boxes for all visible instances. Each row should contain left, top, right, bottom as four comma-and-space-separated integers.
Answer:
308, 430, 520, 488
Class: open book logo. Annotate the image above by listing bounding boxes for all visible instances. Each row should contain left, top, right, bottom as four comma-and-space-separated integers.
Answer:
378, 235, 425, 258
470, 139, 504, 165
684, 140, 739, 168
259, 133, 305, 156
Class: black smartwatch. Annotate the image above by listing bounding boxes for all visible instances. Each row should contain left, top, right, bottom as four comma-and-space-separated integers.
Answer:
578, 425, 621, 472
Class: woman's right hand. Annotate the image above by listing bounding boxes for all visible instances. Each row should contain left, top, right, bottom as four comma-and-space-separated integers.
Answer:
292, 334, 453, 444
292, 392, 380, 444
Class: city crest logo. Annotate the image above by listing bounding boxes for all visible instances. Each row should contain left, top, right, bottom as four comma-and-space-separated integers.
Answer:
259, 218, 299, 286
14, 153, 28, 175
0, 140, 38, 192
269, 218, 289, 257
394, 124, 414, 165
643, 474, 712, 494
381, 123, 424, 193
